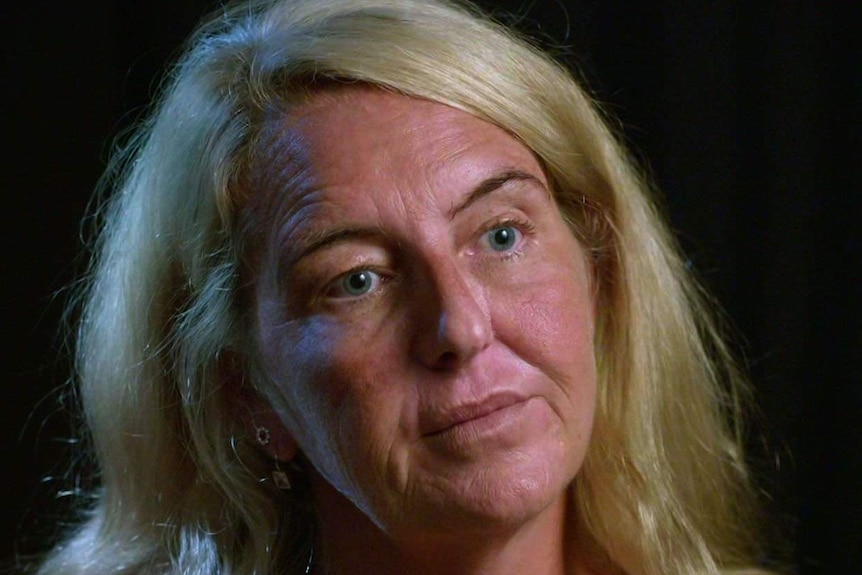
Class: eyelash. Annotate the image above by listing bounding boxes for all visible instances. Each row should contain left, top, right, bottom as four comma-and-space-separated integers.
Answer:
318, 216, 536, 304
323, 264, 391, 303
479, 216, 535, 259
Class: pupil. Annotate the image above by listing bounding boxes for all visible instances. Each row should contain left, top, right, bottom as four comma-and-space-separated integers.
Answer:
492, 227, 514, 250
348, 272, 369, 291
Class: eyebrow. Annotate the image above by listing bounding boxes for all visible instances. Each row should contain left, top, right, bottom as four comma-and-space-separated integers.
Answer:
290, 169, 546, 264
290, 226, 388, 265
447, 169, 546, 219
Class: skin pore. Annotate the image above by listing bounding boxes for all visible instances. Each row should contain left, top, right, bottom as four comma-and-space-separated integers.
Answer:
248, 87, 598, 574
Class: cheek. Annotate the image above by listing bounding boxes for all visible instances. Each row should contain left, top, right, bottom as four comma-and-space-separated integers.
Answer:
498, 260, 595, 382
260, 315, 335, 403
490, 243, 598, 457
255, 301, 350, 449
258, 310, 409, 472
257, 316, 347, 449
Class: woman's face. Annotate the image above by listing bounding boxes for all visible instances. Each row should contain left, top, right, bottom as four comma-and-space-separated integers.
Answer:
251, 88, 597, 540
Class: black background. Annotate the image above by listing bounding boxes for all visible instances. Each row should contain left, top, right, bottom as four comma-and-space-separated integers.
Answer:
2, 1, 859, 573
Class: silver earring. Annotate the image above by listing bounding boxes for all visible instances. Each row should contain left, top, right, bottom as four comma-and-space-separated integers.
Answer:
253, 425, 292, 489
272, 460, 292, 490
255, 425, 271, 446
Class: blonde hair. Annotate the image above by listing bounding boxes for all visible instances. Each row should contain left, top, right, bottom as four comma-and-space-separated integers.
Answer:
35, 0, 768, 573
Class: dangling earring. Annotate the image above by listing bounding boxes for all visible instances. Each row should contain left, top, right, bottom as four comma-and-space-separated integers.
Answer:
272, 460, 292, 490
254, 425, 292, 490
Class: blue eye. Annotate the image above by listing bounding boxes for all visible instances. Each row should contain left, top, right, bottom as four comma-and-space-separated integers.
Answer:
338, 269, 380, 297
486, 225, 520, 252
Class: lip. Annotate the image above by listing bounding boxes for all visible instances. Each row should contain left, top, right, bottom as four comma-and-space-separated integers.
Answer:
421, 392, 529, 436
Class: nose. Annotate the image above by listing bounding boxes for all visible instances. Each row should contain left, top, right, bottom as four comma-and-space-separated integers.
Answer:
411, 258, 493, 370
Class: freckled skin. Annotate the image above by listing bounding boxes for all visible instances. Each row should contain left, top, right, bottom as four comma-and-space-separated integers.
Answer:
251, 88, 597, 574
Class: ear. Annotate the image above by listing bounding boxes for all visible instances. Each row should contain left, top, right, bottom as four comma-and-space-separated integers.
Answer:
218, 350, 298, 462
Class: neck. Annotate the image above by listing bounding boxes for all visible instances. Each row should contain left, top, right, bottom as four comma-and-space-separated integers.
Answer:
308, 475, 588, 575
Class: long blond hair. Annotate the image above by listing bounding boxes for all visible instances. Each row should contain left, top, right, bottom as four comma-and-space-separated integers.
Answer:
37, 0, 766, 573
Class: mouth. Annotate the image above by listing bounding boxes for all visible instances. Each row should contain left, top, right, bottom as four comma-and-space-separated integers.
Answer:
423, 392, 529, 437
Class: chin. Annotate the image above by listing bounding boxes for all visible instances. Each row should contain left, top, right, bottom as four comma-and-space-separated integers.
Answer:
399, 442, 579, 537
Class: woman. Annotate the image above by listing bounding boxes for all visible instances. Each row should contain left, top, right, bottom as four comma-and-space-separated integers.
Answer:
32, 0, 772, 573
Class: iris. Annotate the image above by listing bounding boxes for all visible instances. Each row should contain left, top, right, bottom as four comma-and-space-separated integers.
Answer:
488, 226, 518, 252
342, 270, 377, 296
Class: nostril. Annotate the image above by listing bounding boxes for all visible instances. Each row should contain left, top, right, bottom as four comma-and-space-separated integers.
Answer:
435, 350, 459, 370
411, 261, 493, 370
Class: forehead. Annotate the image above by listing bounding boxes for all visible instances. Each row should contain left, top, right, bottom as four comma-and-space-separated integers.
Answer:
246, 87, 548, 253
286, 87, 544, 186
